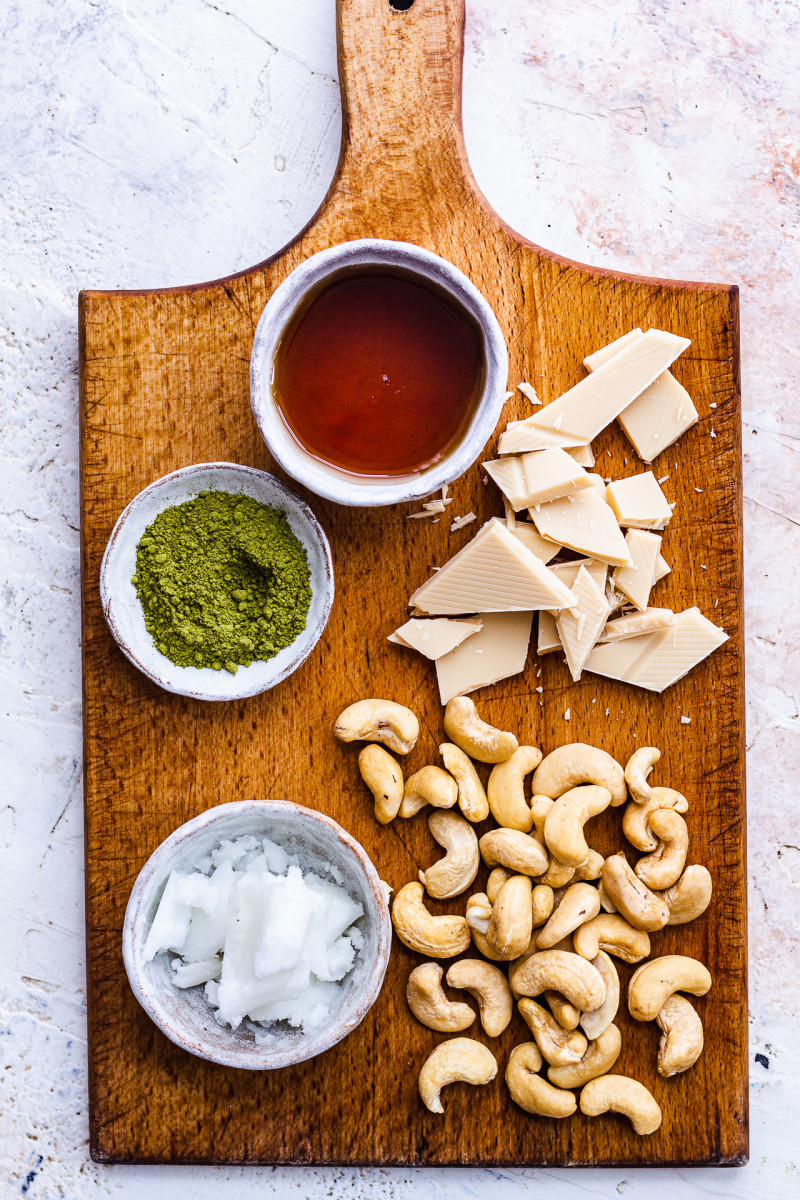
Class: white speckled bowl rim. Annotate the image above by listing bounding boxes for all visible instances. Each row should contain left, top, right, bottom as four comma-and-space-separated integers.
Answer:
99, 462, 334, 701
122, 800, 392, 1070
250, 238, 509, 507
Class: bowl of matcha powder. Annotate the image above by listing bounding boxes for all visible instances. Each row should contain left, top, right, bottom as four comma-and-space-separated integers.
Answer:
100, 463, 334, 700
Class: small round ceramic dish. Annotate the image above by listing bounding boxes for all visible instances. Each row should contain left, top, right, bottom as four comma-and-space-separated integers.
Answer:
122, 800, 392, 1070
100, 462, 333, 701
250, 238, 509, 507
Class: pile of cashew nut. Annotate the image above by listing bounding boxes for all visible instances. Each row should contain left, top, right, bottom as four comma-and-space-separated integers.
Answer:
334, 698, 714, 1137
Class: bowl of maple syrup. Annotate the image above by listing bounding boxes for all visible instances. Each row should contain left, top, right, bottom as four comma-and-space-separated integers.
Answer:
250, 239, 508, 507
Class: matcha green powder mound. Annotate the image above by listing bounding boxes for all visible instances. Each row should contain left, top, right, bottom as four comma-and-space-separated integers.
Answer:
132, 490, 312, 675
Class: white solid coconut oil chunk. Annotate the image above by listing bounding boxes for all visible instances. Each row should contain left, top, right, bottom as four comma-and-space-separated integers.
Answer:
143, 835, 365, 1036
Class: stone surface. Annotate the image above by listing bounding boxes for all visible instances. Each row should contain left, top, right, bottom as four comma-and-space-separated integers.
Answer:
1, 0, 798, 1194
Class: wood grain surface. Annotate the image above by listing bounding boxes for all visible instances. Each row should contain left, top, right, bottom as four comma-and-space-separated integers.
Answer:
79, 0, 747, 1167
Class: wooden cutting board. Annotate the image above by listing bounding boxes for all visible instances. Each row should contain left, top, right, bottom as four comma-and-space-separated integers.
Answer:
79, 0, 747, 1167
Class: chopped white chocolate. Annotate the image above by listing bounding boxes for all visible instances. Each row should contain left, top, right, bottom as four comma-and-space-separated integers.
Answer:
518, 381, 541, 405
584, 331, 698, 462
630, 607, 728, 691
408, 518, 577, 615
619, 373, 699, 462
583, 329, 644, 372
548, 557, 608, 598
654, 553, 670, 583
555, 566, 612, 682
388, 617, 483, 660
566, 443, 596, 468
510, 523, 561, 563
504, 496, 516, 529
599, 608, 675, 642
537, 610, 562, 654
498, 329, 690, 454
435, 611, 533, 704
483, 448, 591, 510
450, 512, 476, 532
612, 529, 662, 612
605, 471, 673, 530
528, 478, 631, 568
584, 607, 727, 691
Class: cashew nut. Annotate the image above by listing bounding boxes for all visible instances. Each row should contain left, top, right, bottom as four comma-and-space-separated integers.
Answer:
548, 1024, 622, 1089
531, 796, 576, 887
601, 852, 670, 932
399, 765, 458, 818
418, 1037, 498, 1113
406, 963, 475, 1032
659, 864, 713, 924
486, 874, 533, 959
509, 950, 606, 1012
536, 882, 601, 949
598, 879, 618, 913
446, 959, 513, 1037
440, 742, 490, 823
532, 744, 626, 807
572, 914, 651, 963
466, 893, 506, 962
334, 699, 419, 754
624, 746, 661, 803
622, 787, 689, 852
486, 867, 513, 904
628, 954, 712, 1021
544, 785, 613, 868
572, 850, 605, 881
358, 744, 403, 824
506, 1043, 577, 1118
487, 746, 542, 830
579, 1075, 662, 1135
518, 998, 588, 1066
579, 951, 619, 1040
443, 696, 518, 763
419, 811, 480, 899
532, 884, 555, 928
480, 827, 548, 876
391, 881, 471, 957
544, 990, 581, 1031
656, 994, 704, 1076
634, 809, 688, 890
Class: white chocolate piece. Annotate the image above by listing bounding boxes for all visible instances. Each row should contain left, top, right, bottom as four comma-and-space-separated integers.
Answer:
499, 329, 690, 453
599, 608, 675, 642
584, 607, 728, 691
612, 530, 662, 612
483, 449, 592, 510
555, 566, 612, 682
547, 558, 608, 600
529, 480, 631, 568
654, 554, 671, 583
584, 332, 698, 462
583, 329, 644, 372
435, 611, 534, 704
619, 372, 699, 463
510, 523, 561, 563
389, 618, 483, 660
605, 472, 673, 530
537, 610, 562, 655
565, 444, 595, 468
409, 519, 577, 615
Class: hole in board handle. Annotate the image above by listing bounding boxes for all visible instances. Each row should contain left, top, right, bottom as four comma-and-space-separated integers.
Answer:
389, 0, 415, 10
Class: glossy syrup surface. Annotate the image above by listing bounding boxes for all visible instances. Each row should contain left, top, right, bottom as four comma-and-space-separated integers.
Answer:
273, 270, 485, 477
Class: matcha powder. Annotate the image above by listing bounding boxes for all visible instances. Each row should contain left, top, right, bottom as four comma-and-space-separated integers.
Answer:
132, 491, 312, 675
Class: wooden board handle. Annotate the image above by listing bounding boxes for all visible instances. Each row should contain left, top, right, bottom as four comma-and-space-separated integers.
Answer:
333, 0, 474, 210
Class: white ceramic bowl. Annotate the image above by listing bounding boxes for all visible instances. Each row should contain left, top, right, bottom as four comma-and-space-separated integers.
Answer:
100, 462, 334, 701
250, 238, 509, 506
122, 800, 392, 1070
